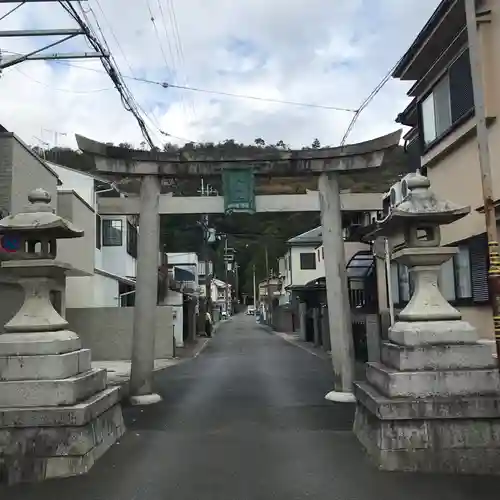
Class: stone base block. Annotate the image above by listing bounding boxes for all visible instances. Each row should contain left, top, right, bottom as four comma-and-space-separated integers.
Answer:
381, 342, 495, 371
0, 349, 91, 381
0, 368, 107, 407
354, 400, 500, 474
0, 386, 120, 427
0, 330, 81, 356
0, 388, 124, 485
354, 381, 500, 420
389, 321, 478, 347
366, 362, 500, 398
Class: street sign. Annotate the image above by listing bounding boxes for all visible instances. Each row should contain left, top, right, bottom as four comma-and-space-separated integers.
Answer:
222, 168, 255, 215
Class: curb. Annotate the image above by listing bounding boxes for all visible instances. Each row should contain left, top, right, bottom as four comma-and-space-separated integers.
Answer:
258, 323, 331, 361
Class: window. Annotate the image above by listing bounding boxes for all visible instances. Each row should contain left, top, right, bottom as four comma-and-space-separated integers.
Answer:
102, 219, 123, 246
300, 252, 316, 270
454, 246, 472, 299
127, 221, 138, 258
317, 249, 321, 261
421, 49, 474, 146
322, 247, 324, 260
96, 214, 101, 249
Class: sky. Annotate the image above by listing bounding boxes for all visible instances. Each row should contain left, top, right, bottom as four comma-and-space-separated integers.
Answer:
0, 0, 441, 150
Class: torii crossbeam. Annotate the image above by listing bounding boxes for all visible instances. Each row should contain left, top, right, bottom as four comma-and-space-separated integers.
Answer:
76, 130, 402, 405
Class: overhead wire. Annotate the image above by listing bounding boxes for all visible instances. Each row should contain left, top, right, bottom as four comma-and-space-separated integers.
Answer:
2, 48, 358, 113
165, 0, 197, 121
92, 0, 137, 78
13, 66, 112, 93
154, 0, 193, 123
0, 1, 26, 22
340, 61, 399, 146
59, 0, 157, 148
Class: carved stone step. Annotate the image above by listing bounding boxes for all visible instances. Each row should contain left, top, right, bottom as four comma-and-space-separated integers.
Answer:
0, 386, 120, 428
388, 321, 478, 347
0, 330, 81, 356
366, 362, 500, 399
0, 368, 107, 408
381, 342, 495, 371
0, 349, 91, 381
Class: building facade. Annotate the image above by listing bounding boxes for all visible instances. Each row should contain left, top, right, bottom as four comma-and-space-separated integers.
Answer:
391, 0, 498, 349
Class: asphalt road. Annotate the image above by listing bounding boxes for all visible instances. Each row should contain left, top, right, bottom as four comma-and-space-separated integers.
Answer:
2, 315, 499, 499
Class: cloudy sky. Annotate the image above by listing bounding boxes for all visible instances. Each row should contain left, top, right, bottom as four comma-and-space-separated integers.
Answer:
0, 0, 440, 150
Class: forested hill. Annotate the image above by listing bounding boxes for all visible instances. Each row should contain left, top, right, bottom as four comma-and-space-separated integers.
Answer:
34, 138, 410, 297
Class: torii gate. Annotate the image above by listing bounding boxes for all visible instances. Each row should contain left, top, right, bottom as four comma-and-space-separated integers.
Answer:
76, 130, 402, 405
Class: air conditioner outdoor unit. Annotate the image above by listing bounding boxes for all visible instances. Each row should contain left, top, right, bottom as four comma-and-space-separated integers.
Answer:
400, 172, 418, 200
389, 181, 403, 208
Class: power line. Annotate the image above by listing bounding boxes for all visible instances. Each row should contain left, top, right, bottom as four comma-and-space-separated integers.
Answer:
3, 49, 357, 113
0, 1, 26, 22
340, 61, 399, 146
162, 83, 358, 112
146, 0, 172, 75
165, 0, 197, 121
14, 66, 112, 93
59, 0, 157, 148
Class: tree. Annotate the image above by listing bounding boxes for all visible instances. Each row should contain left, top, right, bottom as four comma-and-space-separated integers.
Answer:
254, 138, 266, 147
118, 142, 133, 149
275, 140, 287, 149
312, 138, 321, 149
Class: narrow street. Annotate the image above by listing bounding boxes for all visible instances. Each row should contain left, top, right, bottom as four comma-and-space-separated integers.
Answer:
2, 315, 499, 499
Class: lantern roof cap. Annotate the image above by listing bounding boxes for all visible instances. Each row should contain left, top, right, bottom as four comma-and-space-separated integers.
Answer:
0, 188, 84, 239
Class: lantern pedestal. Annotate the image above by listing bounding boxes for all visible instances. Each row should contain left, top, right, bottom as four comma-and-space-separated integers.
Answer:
0, 260, 124, 484
354, 174, 500, 474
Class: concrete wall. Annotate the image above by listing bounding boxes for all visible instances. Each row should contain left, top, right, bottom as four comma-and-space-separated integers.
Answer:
0, 134, 58, 216
163, 289, 184, 347
66, 273, 120, 309
66, 306, 174, 360
0, 134, 14, 214
10, 136, 58, 214
57, 191, 95, 275
51, 164, 95, 207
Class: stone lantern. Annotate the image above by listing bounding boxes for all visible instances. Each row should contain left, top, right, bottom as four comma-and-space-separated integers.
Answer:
354, 173, 500, 474
0, 189, 124, 485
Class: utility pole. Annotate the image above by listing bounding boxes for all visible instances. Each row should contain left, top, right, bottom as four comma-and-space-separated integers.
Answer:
465, 0, 500, 361
0, 1, 107, 72
253, 264, 257, 309
265, 246, 271, 325
224, 236, 229, 317
235, 262, 240, 306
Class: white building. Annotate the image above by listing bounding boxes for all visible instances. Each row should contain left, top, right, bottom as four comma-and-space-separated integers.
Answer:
278, 226, 369, 305
48, 162, 138, 308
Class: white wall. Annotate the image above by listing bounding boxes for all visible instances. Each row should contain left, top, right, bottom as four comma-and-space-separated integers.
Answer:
165, 289, 184, 347
66, 274, 120, 308
290, 245, 324, 286
100, 216, 137, 278
51, 164, 95, 207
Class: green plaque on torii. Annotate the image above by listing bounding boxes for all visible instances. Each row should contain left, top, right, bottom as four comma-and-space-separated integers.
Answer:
222, 169, 255, 215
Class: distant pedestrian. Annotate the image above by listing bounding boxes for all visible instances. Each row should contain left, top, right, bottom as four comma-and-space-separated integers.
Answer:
205, 311, 213, 338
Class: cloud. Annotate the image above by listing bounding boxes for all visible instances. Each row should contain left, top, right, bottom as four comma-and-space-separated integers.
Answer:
0, 0, 441, 150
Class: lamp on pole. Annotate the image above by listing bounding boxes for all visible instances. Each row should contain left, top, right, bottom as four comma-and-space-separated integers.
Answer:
465, 0, 500, 361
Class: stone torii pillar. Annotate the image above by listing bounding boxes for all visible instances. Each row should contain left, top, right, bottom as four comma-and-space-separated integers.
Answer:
76, 130, 401, 405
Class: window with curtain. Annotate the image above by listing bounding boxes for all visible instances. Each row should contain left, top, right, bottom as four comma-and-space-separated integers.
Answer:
421, 49, 474, 146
